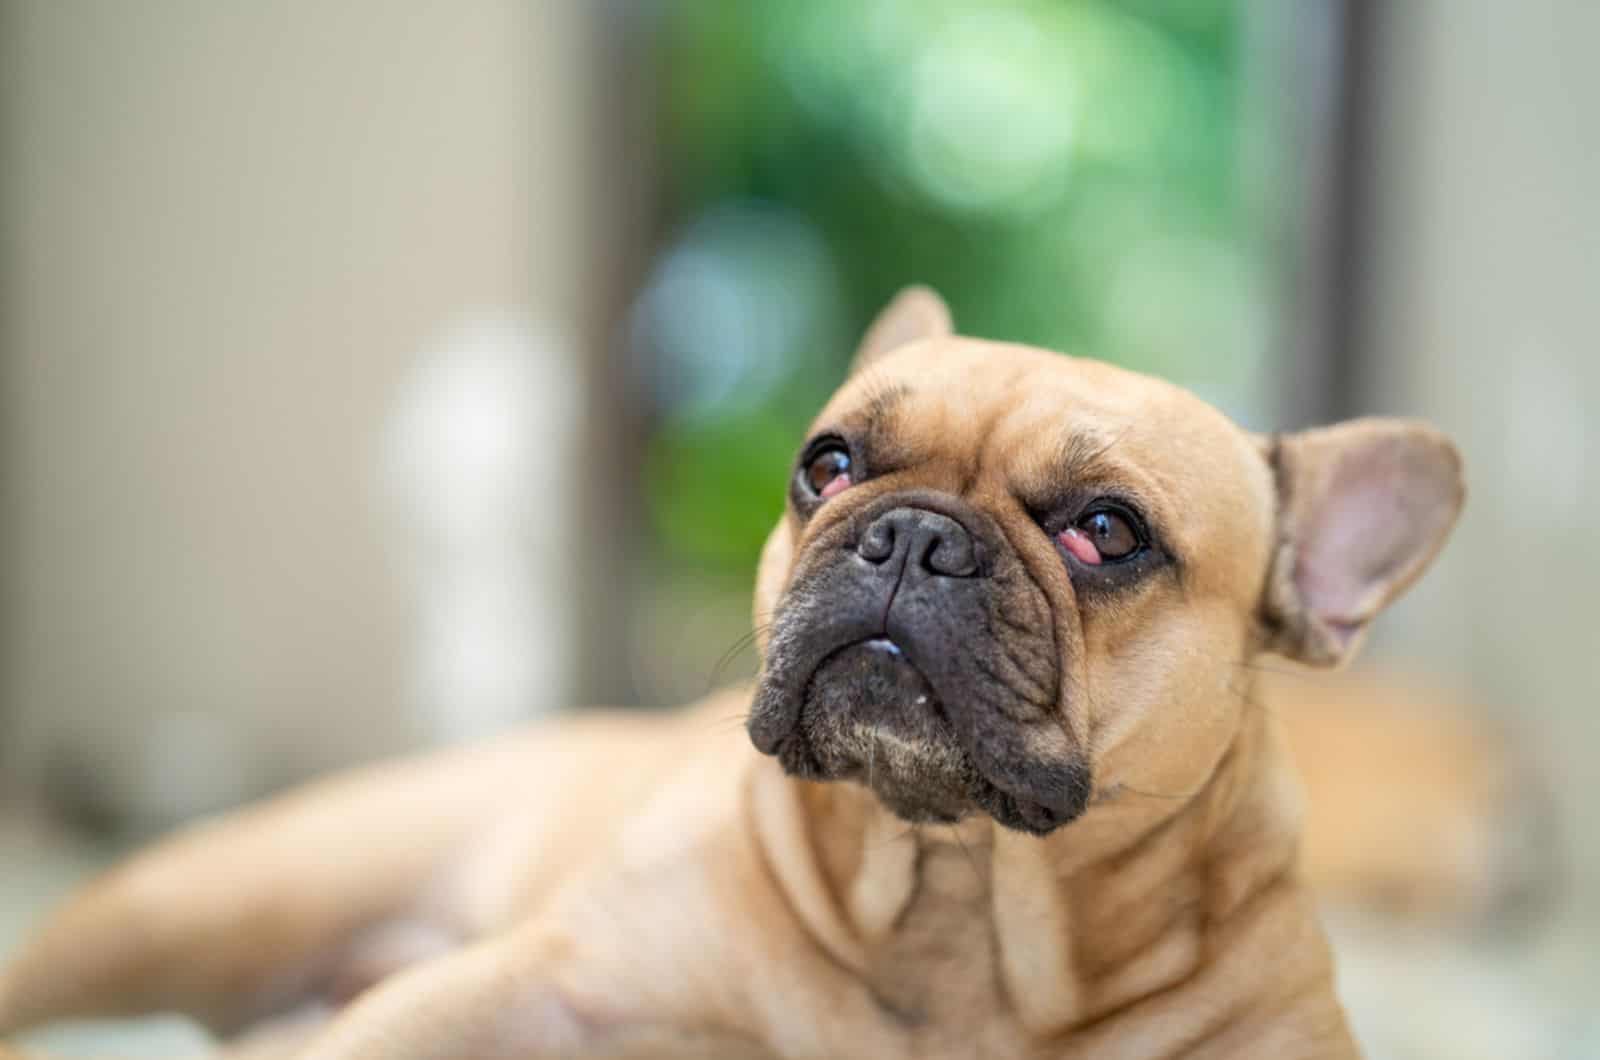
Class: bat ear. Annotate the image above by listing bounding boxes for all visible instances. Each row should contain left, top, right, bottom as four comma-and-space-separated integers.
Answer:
850, 286, 953, 375
1260, 419, 1465, 667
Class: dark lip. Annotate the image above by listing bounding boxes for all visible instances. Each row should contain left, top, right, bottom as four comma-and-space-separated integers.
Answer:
794, 635, 913, 715
800, 635, 920, 707
769, 635, 1091, 837
771, 634, 944, 782
785, 636, 974, 789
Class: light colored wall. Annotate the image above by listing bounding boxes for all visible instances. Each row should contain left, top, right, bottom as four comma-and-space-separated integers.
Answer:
0, 1, 591, 823
1360, 1, 1599, 877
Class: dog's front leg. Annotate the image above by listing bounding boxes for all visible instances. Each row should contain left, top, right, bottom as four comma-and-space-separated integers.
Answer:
297, 927, 769, 1060
294, 929, 582, 1060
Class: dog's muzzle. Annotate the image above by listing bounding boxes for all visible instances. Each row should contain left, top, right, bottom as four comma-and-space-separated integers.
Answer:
748, 492, 1090, 835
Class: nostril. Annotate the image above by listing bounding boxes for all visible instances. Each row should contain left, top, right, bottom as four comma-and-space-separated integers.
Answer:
858, 508, 980, 577
858, 519, 896, 564
923, 533, 977, 577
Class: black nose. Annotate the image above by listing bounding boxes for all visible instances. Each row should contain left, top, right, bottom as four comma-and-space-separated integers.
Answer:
857, 507, 979, 578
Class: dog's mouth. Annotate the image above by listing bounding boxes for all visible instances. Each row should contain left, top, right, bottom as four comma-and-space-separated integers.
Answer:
777, 637, 970, 823
769, 637, 1087, 835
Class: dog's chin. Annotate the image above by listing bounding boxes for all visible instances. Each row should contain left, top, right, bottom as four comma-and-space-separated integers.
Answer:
770, 639, 1080, 835
776, 638, 972, 823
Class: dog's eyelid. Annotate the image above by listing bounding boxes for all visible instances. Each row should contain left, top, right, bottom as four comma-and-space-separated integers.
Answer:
1022, 485, 1151, 531
800, 430, 849, 459
798, 422, 909, 484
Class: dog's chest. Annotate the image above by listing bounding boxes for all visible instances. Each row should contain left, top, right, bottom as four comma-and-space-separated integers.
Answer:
863, 842, 1023, 1048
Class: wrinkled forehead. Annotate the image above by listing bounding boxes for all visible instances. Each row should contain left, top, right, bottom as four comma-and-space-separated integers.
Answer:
816, 338, 1275, 567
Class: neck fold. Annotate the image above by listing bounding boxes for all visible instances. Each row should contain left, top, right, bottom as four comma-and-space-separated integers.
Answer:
750, 706, 1305, 1038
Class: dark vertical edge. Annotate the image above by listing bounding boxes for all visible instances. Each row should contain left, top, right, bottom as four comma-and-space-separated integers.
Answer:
569, 0, 663, 707
0, 0, 20, 788
1323, 0, 1377, 421
1254, 0, 1375, 429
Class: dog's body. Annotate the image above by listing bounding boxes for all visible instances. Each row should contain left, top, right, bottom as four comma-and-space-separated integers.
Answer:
1, 691, 1342, 1059
0, 290, 1470, 1059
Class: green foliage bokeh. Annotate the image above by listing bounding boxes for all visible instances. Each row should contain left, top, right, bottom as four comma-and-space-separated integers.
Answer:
644, 0, 1270, 577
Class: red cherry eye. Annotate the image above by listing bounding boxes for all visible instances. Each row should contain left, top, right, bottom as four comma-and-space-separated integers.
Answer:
1057, 507, 1142, 565
804, 445, 852, 499
1057, 526, 1102, 565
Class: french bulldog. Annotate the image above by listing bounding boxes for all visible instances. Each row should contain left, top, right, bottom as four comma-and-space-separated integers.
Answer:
0, 288, 1465, 1059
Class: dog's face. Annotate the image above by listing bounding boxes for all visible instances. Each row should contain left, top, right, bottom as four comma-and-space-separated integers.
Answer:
747, 289, 1463, 835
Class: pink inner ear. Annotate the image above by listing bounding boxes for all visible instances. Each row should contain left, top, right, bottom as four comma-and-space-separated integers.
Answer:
1294, 439, 1456, 633
1298, 473, 1406, 619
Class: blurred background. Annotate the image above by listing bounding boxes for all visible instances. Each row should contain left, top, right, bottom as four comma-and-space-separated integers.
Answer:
0, 1, 1595, 1057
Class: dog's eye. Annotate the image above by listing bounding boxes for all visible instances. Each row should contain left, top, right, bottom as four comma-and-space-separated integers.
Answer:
1057, 507, 1143, 565
803, 443, 853, 499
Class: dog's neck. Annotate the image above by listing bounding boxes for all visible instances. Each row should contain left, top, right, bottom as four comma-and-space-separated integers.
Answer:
750, 698, 1351, 1052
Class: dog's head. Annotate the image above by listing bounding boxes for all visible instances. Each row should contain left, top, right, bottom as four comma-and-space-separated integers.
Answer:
747, 288, 1464, 835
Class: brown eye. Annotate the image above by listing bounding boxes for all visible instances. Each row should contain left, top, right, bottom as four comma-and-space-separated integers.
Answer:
1059, 507, 1142, 565
1079, 509, 1140, 560
803, 444, 852, 499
